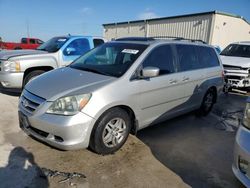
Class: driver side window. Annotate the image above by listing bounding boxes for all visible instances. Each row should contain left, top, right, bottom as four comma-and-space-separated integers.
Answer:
142, 45, 175, 76
63, 39, 90, 56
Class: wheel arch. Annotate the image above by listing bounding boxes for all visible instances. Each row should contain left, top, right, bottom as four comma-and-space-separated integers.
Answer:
23, 66, 54, 86
23, 66, 54, 78
90, 105, 138, 138
114, 105, 138, 135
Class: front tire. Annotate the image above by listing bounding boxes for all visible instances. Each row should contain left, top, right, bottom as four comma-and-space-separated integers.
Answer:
90, 108, 131, 155
23, 70, 45, 87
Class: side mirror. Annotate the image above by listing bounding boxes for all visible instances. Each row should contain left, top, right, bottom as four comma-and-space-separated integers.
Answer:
65, 47, 76, 55
142, 66, 160, 78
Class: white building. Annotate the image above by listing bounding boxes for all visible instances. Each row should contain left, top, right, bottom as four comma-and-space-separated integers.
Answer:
103, 11, 250, 49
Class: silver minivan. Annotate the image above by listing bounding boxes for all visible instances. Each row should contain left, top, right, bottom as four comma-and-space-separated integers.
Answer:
18, 38, 224, 154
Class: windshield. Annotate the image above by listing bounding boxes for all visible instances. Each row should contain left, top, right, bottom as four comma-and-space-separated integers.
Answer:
220, 44, 250, 58
70, 42, 148, 77
37, 37, 69, 53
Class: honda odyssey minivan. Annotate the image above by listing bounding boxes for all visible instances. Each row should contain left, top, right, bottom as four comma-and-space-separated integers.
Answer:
18, 38, 224, 154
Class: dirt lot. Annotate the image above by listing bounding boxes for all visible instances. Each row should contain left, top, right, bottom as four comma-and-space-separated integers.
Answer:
0, 91, 248, 188
138, 93, 247, 188
0, 93, 189, 188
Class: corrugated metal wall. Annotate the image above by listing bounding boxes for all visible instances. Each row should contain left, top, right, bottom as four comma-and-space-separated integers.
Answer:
147, 15, 212, 42
129, 22, 147, 37
103, 25, 117, 41
103, 14, 213, 42
103, 22, 146, 40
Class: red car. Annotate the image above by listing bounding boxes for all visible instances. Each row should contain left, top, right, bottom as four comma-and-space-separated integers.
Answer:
0, 37, 44, 50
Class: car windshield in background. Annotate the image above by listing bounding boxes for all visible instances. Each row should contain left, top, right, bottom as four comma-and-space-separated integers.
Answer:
70, 42, 148, 77
37, 37, 69, 53
220, 44, 250, 58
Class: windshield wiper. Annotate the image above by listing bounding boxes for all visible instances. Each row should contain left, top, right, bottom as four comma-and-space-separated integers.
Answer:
221, 54, 233, 57
36, 48, 47, 51
73, 67, 113, 77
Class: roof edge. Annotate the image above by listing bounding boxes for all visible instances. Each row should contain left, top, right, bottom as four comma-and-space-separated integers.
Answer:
214, 10, 250, 25
103, 10, 250, 26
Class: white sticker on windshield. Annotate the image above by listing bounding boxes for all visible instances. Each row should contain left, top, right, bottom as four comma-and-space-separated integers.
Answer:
58, 39, 66, 42
122, 49, 139, 54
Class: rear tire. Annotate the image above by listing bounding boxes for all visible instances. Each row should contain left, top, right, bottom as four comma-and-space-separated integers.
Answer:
197, 88, 216, 116
23, 70, 45, 87
90, 108, 131, 155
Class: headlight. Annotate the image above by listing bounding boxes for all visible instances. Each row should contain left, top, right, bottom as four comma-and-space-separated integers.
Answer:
46, 94, 92, 115
3, 60, 20, 72
243, 103, 250, 129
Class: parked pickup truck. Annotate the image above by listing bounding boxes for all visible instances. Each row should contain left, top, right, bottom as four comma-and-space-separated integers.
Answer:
220, 42, 250, 89
0, 35, 106, 91
0, 37, 44, 50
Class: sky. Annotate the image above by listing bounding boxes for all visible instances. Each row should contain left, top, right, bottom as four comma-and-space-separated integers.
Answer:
0, 0, 249, 42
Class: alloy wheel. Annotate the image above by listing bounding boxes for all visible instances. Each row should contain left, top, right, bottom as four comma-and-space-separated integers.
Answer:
102, 118, 127, 148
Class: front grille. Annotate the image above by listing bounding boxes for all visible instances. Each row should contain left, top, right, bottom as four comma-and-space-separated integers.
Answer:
223, 65, 247, 71
19, 89, 46, 115
225, 75, 242, 80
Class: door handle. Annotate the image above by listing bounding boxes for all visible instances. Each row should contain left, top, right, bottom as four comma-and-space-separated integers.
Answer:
182, 77, 190, 81
169, 79, 178, 84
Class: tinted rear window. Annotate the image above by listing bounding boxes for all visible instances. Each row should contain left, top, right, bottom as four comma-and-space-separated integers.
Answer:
175, 44, 219, 71
197, 46, 220, 68
176, 44, 199, 71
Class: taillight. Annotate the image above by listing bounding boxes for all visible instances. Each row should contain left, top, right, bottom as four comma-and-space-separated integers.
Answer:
221, 70, 225, 78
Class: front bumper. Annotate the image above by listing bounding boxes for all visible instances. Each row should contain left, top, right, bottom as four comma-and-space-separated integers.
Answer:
224, 68, 250, 88
225, 76, 250, 88
232, 125, 250, 187
0, 72, 24, 89
19, 109, 96, 150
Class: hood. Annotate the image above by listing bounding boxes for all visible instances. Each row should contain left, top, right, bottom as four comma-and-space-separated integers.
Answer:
25, 67, 115, 101
0, 49, 48, 60
220, 55, 250, 68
